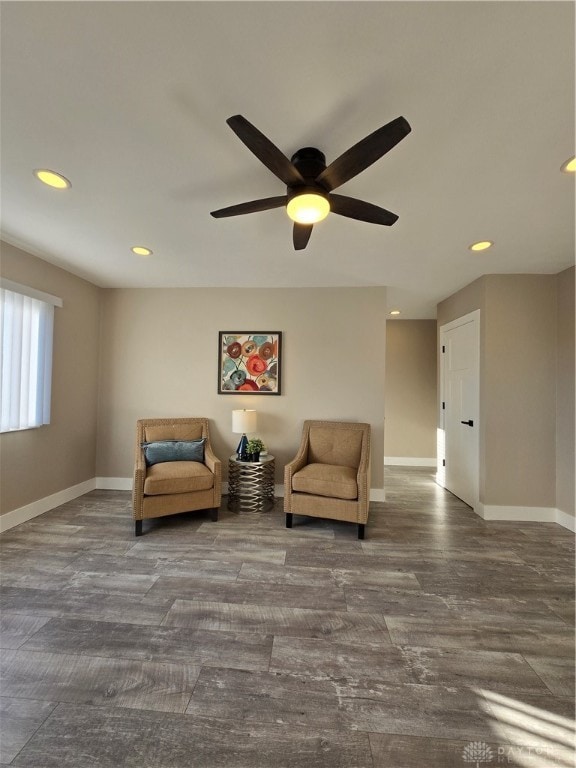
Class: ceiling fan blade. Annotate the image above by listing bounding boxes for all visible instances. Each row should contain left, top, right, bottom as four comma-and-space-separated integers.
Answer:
293, 223, 313, 250
316, 116, 411, 192
329, 194, 399, 225
226, 115, 305, 186
211, 196, 287, 218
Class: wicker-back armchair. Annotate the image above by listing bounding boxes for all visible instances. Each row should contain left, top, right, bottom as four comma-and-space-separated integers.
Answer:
284, 420, 371, 539
132, 417, 221, 536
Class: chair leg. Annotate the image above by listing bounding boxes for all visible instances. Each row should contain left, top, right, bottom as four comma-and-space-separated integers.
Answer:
286, 513, 293, 529
135, 520, 143, 537
210, 507, 219, 522
357, 523, 365, 540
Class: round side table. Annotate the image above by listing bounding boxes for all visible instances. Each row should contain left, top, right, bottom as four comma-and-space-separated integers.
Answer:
228, 454, 275, 514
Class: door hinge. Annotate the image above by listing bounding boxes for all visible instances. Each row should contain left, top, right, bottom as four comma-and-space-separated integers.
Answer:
442, 401, 445, 410
442, 345, 445, 353
442, 459, 446, 467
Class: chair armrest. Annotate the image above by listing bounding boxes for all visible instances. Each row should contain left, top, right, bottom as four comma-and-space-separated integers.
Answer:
356, 453, 370, 501
284, 441, 308, 497
204, 444, 221, 476
134, 445, 146, 473
204, 443, 222, 505
356, 435, 371, 521
132, 446, 147, 520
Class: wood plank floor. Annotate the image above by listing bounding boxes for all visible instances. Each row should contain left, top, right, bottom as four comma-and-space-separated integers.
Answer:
0, 467, 574, 767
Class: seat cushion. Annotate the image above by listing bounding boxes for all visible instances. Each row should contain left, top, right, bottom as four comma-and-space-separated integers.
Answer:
144, 461, 214, 496
292, 463, 358, 501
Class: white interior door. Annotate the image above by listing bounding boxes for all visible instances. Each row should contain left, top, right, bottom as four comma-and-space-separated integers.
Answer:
438, 311, 480, 508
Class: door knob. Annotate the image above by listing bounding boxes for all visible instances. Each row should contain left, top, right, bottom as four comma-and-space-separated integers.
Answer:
460, 419, 474, 426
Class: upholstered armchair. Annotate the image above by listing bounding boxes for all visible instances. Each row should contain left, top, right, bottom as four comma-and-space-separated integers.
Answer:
284, 420, 371, 539
132, 417, 221, 536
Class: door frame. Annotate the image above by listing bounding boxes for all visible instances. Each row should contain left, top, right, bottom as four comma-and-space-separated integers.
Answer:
436, 309, 480, 509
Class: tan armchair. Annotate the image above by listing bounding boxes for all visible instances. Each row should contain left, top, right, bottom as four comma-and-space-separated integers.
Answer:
284, 420, 371, 539
133, 418, 221, 536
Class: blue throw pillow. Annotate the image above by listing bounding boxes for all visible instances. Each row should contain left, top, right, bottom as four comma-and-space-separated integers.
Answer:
142, 439, 206, 466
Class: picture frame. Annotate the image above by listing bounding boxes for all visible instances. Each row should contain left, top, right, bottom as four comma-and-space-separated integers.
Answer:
218, 332, 282, 395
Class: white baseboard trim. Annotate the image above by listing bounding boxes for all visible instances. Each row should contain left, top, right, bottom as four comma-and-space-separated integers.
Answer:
555, 508, 576, 533
476, 503, 556, 522
385, 457, 437, 467
0, 479, 96, 534
476, 503, 576, 532
96, 477, 133, 491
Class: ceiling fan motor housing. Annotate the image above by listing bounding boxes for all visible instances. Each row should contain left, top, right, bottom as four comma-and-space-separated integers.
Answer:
290, 147, 327, 186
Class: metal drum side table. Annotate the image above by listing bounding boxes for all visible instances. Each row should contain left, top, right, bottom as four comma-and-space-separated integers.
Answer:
228, 454, 275, 514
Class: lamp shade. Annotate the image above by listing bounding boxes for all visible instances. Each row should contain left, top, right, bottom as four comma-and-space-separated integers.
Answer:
232, 409, 257, 434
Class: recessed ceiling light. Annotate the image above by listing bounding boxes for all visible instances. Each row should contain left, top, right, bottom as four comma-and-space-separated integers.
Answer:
560, 156, 576, 173
389, 310, 401, 316
469, 240, 494, 252
131, 246, 153, 257
33, 169, 71, 189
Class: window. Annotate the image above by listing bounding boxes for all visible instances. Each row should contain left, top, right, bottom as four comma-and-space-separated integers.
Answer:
0, 280, 62, 433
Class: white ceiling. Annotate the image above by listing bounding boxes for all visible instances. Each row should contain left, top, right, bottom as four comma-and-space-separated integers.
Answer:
1, 1, 574, 318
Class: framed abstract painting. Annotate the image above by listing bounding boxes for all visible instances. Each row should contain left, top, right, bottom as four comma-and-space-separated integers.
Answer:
218, 332, 282, 395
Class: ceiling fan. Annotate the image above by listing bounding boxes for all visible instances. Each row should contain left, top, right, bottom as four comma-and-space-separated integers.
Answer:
210, 114, 411, 250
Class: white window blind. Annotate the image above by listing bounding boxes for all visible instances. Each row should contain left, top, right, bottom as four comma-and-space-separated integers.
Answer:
0, 280, 62, 433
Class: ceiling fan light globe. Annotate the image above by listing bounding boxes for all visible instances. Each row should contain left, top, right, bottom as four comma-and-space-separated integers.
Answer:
286, 193, 330, 224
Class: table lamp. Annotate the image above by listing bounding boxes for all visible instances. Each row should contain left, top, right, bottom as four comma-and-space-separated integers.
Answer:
232, 409, 257, 459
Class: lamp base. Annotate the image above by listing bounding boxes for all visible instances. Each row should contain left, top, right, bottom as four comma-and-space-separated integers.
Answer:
236, 433, 248, 460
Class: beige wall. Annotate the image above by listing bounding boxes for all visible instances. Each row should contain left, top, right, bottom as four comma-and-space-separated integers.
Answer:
483, 275, 557, 507
384, 320, 437, 460
0, 242, 101, 515
96, 287, 387, 489
438, 273, 573, 513
556, 267, 575, 519
436, 278, 485, 327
